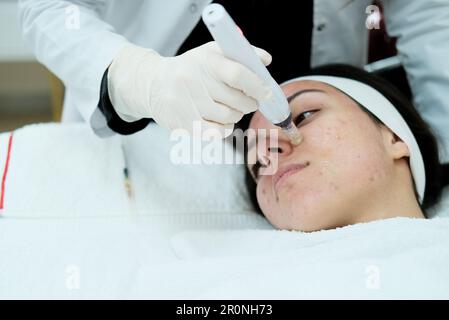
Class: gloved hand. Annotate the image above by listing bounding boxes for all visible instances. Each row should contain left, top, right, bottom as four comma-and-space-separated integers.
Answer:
107, 41, 272, 137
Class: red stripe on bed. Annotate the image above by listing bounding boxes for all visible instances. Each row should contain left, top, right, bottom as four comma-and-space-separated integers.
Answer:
0, 133, 14, 210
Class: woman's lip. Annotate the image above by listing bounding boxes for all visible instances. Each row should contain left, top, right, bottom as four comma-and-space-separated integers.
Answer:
273, 162, 309, 192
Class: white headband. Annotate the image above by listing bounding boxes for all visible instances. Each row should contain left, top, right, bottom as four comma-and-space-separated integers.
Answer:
282, 75, 426, 203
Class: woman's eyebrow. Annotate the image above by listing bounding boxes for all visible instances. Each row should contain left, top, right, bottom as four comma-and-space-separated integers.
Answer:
287, 89, 326, 103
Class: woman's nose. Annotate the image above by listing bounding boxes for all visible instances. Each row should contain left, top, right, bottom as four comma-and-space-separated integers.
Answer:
265, 136, 294, 160
255, 135, 296, 175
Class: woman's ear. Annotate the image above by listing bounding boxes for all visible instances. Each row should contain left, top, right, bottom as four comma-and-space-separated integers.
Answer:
380, 125, 410, 159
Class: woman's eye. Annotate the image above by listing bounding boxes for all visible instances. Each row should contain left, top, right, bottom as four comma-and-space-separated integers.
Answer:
294, 110, 317, 126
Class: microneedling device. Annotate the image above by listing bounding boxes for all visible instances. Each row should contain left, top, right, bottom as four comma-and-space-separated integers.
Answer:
202, 4, 302, 145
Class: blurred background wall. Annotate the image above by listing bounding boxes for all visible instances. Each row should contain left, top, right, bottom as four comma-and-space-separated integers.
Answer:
0, 0, 63, 133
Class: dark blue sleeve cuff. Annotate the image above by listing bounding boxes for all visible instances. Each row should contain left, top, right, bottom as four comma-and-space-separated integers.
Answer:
97, 68, 152, 135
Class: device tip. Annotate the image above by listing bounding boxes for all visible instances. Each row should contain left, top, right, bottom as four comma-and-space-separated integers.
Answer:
283, 123, 303, 145
290, 132, 303, 146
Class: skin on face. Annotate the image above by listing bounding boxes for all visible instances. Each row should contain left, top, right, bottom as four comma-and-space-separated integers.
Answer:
247, 80, 422, 232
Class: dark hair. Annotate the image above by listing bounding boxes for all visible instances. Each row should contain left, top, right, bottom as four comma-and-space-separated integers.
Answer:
239, 64, 449, 215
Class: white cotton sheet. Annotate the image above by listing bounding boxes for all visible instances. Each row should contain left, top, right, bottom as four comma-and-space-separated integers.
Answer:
1, 217, 448, 299
134, 217, 449, 299
166, 218, 449, 299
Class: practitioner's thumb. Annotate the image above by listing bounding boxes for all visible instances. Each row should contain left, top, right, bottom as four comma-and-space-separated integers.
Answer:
252, 46, 272, 66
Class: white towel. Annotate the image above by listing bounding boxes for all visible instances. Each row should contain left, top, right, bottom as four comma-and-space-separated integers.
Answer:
3, 216, 448, 299
130, 217, 449, 299
0, 215, 269, 299
0, 123, 129, 218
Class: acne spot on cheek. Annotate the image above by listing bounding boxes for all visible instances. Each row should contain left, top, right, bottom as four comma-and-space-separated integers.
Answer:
369, 174, 379, 183
323, 126, 344, 143
368, 166, 386, 184
260, 196, 270, 208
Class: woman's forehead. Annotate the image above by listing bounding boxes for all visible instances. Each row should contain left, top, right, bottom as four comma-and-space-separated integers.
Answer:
281, 79, 334, 96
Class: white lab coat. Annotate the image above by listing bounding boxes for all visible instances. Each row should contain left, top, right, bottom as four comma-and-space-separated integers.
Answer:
18, 0, 449, 161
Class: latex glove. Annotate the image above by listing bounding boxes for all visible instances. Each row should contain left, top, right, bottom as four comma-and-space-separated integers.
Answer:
107, 41, 272, 137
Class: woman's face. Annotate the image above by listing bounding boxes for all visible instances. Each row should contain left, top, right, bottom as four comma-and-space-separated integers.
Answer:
247, 80, 409, 232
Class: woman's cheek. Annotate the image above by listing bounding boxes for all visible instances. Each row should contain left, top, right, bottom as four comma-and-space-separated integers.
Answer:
256, 179, 272, 210
305, 118, 348, 151
304, 119, 375, 190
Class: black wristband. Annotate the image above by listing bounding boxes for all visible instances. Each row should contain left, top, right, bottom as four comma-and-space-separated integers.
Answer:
97, 68, 152, 135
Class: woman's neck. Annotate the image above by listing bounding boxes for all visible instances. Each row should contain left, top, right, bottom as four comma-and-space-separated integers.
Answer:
351, 180, 425, 225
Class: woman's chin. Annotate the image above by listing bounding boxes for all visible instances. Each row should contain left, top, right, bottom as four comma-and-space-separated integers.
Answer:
270, 195, 345, 232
